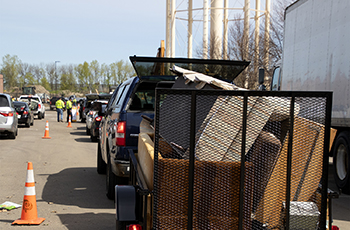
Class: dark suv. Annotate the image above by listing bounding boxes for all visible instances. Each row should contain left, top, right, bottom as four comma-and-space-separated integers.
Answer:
98, 57, 176, 199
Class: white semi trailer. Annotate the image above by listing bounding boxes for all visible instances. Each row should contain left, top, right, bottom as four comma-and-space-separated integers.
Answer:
271, 0, 350, 194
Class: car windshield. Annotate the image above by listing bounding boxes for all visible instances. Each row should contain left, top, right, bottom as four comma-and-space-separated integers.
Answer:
130, 56, 250, 83
0, 95, 9, 107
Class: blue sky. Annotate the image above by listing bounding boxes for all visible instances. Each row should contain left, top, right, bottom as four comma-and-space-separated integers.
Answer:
1, 0, 271, 67
0, 0, 166, 66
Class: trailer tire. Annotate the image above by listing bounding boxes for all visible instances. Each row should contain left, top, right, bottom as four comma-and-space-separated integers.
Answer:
333, 131, 350, 194
97, 142, 106, 174
116, 221, 126, 230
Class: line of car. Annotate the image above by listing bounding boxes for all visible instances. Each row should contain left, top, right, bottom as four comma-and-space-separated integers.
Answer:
0, 93, 47, 139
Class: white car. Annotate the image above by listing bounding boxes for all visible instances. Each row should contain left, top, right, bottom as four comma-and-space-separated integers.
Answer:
0, 93, 18, 139
19, 95, 46, 119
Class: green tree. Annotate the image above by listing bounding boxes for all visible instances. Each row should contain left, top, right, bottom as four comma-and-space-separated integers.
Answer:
101, 63, 111, 92
60, 64, 76, 91
0, 54, 20, 90
90, 60, 100, 91
110, 60, 134, 85
25, 72, 37, 85
76, 62, 91, 92
41, 77, 51, 91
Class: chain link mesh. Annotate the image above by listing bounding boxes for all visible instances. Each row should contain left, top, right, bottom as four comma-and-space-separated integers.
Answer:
152, 90, 331, 230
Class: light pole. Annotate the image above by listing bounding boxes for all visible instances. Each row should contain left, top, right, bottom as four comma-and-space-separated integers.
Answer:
55, 61, 60, 94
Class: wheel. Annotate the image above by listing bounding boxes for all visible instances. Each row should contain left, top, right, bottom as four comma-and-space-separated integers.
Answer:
333, 131, 350, 194
42, 112, 45, 119
8, 131, 16, 139
86, 127, 90, 135
106, 158, 117, 200
91, 135, 98, 142
116, 220, 127, 230
25, 121, 30, 127
97, 142, 107, 174
38, 113, 42, 119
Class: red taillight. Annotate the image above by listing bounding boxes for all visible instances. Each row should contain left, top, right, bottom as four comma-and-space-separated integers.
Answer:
38, 104, 41, 109
115, 121, 126, 146
128, 224, 142, 230
0, 112, 13, 117
95, 116, 102, 122
23, 111, 28, 115
89, 111, 94, 115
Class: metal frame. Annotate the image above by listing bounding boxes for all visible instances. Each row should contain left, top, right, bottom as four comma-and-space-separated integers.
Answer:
128, 89, 332, 230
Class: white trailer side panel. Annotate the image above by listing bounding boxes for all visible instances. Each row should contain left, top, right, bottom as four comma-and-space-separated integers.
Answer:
281, 0, 350, 127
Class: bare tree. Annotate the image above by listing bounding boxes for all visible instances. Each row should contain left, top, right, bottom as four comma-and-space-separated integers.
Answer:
45, 63, 55, 91
228, 0, 293, 89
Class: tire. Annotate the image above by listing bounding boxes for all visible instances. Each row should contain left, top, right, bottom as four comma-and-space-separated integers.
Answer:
38, 113, 42, 119
97, 142, 107, 174
86, 127, 90, 135
42, 112, 45, 119
91, 135, 98, 142
25, 121, 30, 127
333, 131, 350, 194
106, 158, 117, 200
116, 220, 127, 230
8, 131, 16, 139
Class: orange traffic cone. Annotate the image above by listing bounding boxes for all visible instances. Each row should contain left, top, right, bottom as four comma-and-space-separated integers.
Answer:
42, 120, 51, 139
12, 162, 45, 225
67, 115, 72, 128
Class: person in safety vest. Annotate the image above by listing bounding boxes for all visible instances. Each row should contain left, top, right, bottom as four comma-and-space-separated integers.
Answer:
66, 98, 73, 122
55, 97, 65, 122
72, 96, 77, 106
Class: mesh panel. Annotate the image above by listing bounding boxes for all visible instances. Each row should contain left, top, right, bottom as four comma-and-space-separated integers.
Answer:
153, 90, 331, 230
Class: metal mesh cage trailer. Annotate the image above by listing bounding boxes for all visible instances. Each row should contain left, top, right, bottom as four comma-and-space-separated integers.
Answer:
140, 89, 332, 230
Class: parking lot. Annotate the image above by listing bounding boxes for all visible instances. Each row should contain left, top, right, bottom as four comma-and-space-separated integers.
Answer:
0, 109, 115, 229
0, 108, 349, 229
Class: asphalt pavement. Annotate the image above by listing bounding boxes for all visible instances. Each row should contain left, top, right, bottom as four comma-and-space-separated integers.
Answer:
0, 109, 349, 229
0, 109, 115, 229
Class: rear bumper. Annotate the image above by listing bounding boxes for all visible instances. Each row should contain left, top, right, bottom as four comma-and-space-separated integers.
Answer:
0, 123, 16, 133
111, 146, 136, 177
18, 116, 30, 124
112, 159, 130, 177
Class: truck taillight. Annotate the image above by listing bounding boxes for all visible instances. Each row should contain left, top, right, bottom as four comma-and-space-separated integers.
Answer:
128, 224, 142, 230
95, 116, 102, 122
115, 121, 126, 146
